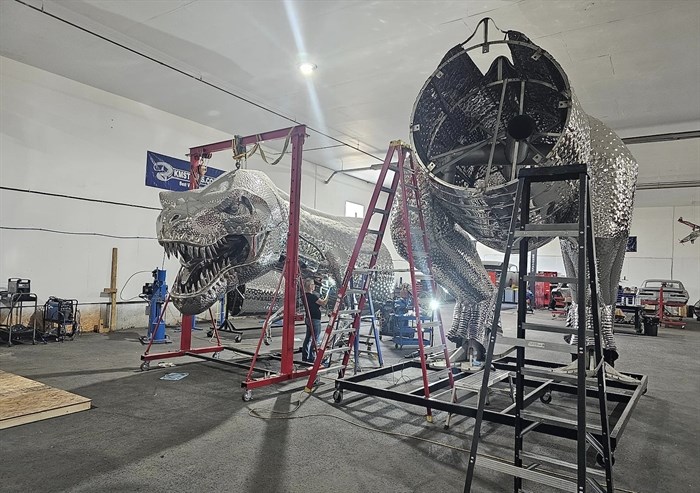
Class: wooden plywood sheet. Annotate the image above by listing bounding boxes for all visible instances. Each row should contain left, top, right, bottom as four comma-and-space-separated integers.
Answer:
0, 371, 91, 429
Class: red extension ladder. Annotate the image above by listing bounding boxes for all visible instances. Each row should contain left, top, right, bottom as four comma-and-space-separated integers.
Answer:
304, 140, 454, 421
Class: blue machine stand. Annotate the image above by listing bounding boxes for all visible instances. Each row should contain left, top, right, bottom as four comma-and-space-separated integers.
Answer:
391, 313, 433, 349
139, 268, 171, 345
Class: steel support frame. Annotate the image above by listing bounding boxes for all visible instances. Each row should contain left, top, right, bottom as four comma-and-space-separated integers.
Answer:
336, 357, 646, 449
141, 125, 307, 369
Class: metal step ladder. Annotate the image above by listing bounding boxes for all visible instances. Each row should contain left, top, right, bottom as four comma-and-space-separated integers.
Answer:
318, 284, 382, 373
351, 284, 384, 370
463, 165, 615, 493
304, 141, 454, 421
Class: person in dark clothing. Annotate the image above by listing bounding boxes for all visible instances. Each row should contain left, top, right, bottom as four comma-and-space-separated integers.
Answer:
302, 278, 327, 363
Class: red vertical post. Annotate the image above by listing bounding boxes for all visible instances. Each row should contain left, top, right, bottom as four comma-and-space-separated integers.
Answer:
180, 314, 193, 349
280, 128, 306, 374
189, 154, 201, 190
178, 153, 201, 350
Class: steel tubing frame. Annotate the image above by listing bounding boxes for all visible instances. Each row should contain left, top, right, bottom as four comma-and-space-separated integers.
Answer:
337, 357, 647, 450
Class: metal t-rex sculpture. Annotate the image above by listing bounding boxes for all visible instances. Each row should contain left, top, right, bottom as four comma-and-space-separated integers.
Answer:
392, 19, 638, 364
156, 168, 394, 316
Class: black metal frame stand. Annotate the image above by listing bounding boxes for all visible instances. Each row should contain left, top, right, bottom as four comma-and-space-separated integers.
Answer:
330, 165, 647, 492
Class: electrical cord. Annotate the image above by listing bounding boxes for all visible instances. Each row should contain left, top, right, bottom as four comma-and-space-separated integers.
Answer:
14, 0, 385, 165
0, 226, 157, 240
0, 186, 161, 211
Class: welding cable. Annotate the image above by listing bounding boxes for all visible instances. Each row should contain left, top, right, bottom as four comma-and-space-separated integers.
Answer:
119, 270, 153, 301
247, 390, 638, 493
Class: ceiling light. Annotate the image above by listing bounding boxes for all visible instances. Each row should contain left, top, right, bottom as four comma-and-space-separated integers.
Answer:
299, 62, 317, 75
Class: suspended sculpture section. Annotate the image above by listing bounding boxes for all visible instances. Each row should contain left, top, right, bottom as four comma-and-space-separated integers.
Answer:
391, 19, 638, 362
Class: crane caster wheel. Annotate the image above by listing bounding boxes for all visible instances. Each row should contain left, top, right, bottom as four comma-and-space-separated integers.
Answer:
540, 392, 552, 404
242, 390, 253, 402
444, 424, 450, 430
332, 389, 343, 403
596, 453, 615, 467
212, 352, 220, 359
235, 334, 243, 343
140, 361, 150, 371
206, 330, 214, 338
394, 344, 399, 349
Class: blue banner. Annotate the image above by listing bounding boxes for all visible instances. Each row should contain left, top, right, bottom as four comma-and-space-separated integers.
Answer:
145, 151, 225, 191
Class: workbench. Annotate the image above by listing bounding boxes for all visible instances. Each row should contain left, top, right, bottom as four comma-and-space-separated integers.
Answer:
615, 304, 643, 333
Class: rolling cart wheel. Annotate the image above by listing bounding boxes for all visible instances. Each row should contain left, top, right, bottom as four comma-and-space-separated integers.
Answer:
596, 453, 615, 467
235, 334, 243, 343
394, 343, 399, 349
540, 392, 552, 404
140, 361, 150, 372
379, 335, 383, 341
206, 330, 214, 338
242, 390, 253, 402
212, 352, 220, 359
332, 389, 343, 403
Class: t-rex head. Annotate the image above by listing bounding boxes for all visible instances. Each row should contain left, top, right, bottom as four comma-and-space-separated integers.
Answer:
157, 169, 286, 314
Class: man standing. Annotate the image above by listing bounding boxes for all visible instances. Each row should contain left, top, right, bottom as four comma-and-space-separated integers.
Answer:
302, 278, 327, 363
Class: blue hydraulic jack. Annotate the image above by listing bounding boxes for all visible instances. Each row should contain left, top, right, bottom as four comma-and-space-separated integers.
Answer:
139, 268, 171, 344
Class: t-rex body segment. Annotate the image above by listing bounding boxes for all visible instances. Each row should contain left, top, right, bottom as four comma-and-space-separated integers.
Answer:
157, 169, 394, 316
393, 21, 638, 363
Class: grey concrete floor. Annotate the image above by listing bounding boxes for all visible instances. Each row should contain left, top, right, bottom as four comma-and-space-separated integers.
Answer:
0, 307, 698, 493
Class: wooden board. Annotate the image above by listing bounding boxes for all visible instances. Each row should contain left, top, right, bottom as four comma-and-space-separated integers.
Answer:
0, 371, 91, 429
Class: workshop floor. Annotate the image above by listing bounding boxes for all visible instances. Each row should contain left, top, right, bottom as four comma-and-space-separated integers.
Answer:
0, 307, 698, 493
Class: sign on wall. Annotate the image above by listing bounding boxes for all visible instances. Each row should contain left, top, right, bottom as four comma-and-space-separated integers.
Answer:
145, 151, 225, 191
626, 236, 637, 253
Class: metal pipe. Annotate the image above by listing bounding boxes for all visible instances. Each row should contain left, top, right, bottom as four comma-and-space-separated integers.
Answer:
637, 180, 700, 190
622, 130, 700, 145
323, 162, 391, 184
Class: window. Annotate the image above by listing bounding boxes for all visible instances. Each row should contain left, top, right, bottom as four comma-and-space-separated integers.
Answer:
345, 201, 364, 218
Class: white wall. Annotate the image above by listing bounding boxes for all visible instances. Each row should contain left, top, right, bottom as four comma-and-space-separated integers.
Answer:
2, 55, 698, 327
472, 203, 700, 305
0, 57, 377, 327
622, 204, 700, 303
